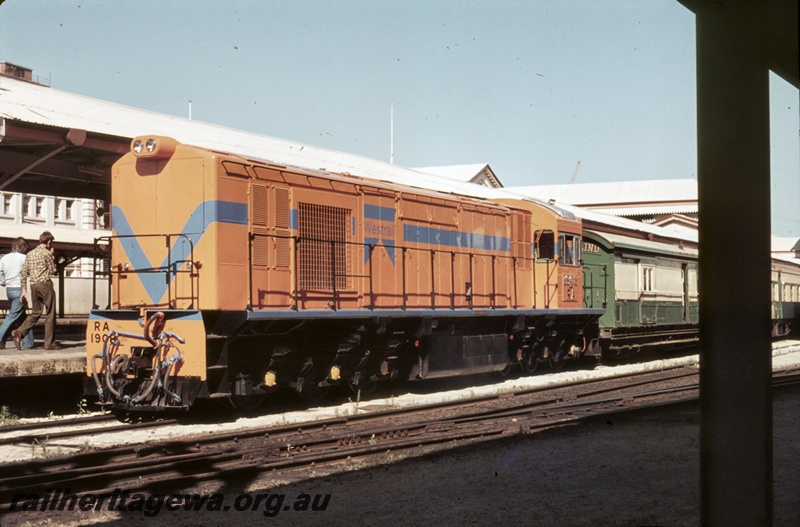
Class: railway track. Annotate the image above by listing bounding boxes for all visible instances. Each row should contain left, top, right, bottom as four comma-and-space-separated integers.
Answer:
0, 360, 696, 454
1, 364, 798, 515
0, 414, 179, 447
0, 365, 793, 511
0, 358, 693, 450
4, 341, 797, 451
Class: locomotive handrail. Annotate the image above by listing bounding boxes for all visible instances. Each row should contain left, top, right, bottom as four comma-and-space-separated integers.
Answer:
247, 231, 546, 312
92, 237, 112, 310
92, 233, 196, 310
430, 250, 435, 309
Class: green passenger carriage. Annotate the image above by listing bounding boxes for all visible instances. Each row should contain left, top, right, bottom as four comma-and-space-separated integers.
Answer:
581, 230, 699, 358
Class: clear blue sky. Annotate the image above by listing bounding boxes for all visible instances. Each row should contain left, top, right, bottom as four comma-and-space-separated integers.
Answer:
1, 0, 798, 235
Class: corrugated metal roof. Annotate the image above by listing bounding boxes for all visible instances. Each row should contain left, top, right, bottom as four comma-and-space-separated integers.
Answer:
772, 254, 800, 268
586, 230, 698, 258
0, 76, 696, 245
414, 164, 489, 182
0, 76, 492, 199
585, 204, 699, 217
509, 179, 698, 207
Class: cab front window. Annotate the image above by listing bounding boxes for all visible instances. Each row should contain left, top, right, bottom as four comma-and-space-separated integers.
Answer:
559, 233, 581, 267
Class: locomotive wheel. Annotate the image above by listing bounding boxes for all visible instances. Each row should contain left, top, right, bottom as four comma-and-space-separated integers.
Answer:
520, 348, 540, 374
549, 342, 568, 370
348, 374, 377, 396
495, 362, 514, 377
299, 379, 330, 402
229, 393, 266, 411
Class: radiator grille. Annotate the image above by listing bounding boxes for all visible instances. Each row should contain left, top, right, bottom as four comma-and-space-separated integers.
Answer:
299, 202, 351, 290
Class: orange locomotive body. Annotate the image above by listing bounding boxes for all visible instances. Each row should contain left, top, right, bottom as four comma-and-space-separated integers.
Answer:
85, 137, 601, 410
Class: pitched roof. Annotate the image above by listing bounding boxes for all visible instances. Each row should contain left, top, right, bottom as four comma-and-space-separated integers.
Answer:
507, 179, 698, 214
414, 164, 503, 188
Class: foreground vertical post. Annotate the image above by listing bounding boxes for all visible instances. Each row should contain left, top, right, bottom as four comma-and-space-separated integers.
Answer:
694, 2, 773, 525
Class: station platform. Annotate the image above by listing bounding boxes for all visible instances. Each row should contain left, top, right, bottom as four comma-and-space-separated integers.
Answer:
0, 317, 87, 378
0, 344, 86, 378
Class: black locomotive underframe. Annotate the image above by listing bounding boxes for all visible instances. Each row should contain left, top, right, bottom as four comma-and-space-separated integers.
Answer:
85, 308, 601, 409
204, 309, 601, 400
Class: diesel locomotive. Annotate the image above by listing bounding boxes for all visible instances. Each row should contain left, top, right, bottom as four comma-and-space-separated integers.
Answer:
85, 136, 603, 410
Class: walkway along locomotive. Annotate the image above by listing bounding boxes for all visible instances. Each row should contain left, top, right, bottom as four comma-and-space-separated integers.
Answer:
85, 137, 603, 410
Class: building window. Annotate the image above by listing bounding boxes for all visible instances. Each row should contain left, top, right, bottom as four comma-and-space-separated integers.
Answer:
24, 196, 44, 219
1, 194, 13, 216
56, 199, 75, 222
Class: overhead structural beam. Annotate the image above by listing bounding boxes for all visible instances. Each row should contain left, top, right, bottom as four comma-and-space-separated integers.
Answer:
0, 128, 86, 190
1, 121, 129, 154
681, 0, 775, 525
0, 144, 69, 190
765, 0, 799, 87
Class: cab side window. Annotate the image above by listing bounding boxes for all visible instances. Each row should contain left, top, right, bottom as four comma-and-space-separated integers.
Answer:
536, 230, 555, 260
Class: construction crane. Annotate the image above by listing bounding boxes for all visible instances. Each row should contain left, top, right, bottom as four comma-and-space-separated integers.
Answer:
568, 160, 581, 184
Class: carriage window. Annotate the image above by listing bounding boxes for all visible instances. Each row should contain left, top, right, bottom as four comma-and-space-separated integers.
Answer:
558, 233, 581, 267
536, 230, 555, 260
642, 266, 654, 292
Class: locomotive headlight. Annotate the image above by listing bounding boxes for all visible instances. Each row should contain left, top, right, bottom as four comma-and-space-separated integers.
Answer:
130, 135, 179, 159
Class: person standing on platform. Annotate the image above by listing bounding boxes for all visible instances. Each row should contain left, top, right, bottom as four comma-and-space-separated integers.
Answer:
0, 237, 34, 349
12, 231, 60, 350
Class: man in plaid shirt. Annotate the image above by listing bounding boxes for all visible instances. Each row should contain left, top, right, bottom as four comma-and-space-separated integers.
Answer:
13, 231, 59, 350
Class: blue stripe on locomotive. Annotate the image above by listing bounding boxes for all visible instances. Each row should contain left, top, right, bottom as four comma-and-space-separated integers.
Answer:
359, 204, 511, 265
403, 224, 511, 252
111, 201, 248, 305
363, 204, 396, 222
363, 205, 397, 265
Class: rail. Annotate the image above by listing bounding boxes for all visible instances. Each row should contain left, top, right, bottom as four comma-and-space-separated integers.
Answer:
7, 364, 798, 512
